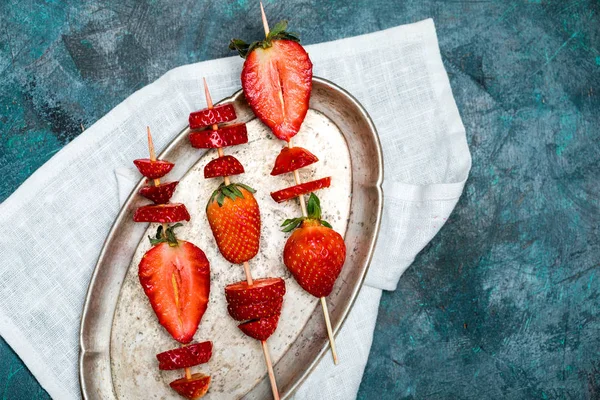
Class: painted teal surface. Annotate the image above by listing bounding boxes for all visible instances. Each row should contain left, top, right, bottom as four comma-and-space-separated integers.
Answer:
1, 0, 599, 399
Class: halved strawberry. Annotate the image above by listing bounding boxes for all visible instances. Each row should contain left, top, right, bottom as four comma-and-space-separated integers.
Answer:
206, 183, 260, 264
189, 124, 248, 148
189, 103, 237, 130
271, 146, 318, 176
139, 181, 179, 204
170, 373, 211, 399
225, 278, 286, 305
270, 177, 331, 203
282, 194, 346, 298
156, 341, 213, 370
204, 155, 245, 179
133, 203, 190, 223
227, 298, 283, 321
133, 158, 174, 179
230, 21, 312, 142
138, 236, 210, 343
238, 314, 280, 341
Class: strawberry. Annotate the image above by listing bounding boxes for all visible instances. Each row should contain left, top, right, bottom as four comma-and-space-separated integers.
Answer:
170, 373, 211, 399
238, 314, 280, 341
206, 183, 260, 264
139, 181, 179, 204
133, 203, 190, 223
189, 124, 248, 149
271, 146, 318, 176
282, 194, 346, 297
230, 21, 312, 142
189, 103, 237, 130
133, 158, 174, 179
138, 225, 210, 343
271, 177, 331, 203
227, 298, 283, 321
156, 341, 213, 370
204, 155, 245, 179
224, 278, 285, 305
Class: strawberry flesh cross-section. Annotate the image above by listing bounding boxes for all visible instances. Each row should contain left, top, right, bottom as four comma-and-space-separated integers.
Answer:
204, 155, 245, 179
133, 203, 191, 223
270, 146, 318, 176
189, 124, 248, 148
133, 158, 175, 179
270, 177, 332, 203
156, 341, 213, 370
189, 103, 237, 130
138, 241, 210, 344
138, 181, 179, 204
169, 373, 211, 399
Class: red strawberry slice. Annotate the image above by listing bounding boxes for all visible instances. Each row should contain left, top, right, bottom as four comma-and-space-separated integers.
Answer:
238, 314, 280, 341
133, 158, 174, 179
189, 103, 237, 130
271, 146, 318, 176
225, 278, 286, 306
138, 181, 179, 204
133, 203, 190, 223
204, 155, 245, 179
227, 298, 283, 321
270, 177, 331, 203
138, 241, 210, 343
156, 341, 213, 370
189, 124, 248, 148
170, 373, 211, 399
284, 219, 346, 297
242, 40, 312, 142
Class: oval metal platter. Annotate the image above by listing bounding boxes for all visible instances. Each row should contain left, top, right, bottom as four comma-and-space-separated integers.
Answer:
79, 77, 383, 399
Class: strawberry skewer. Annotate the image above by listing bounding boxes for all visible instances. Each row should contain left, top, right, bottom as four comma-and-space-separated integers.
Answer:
200, 80, 280, 400
257, 2, 340, 365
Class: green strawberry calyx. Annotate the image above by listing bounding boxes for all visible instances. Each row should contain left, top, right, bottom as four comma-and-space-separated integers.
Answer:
229, 20, 301, 59
281, 193, 333, 232
208, 182, 256, 209
148, 223, 182, 247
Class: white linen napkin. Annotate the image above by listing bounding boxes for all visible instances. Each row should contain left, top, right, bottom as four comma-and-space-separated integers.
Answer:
0, 19, 470, 400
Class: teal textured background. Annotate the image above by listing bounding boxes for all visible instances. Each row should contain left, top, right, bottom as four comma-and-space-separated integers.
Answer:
1, 0, 599, 399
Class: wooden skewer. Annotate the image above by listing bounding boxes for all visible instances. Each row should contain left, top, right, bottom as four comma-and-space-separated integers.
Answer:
260, 0, 339, 365
204, 78, 279, 398
147, 126, 193, 379
203, 78, 231, 186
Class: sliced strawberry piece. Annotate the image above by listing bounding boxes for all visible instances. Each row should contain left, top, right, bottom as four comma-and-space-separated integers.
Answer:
227, 298, 283, 321
133, 203, 190, 223
170, 373, 211, 399
133, 158, 174, 179
238, 314, 280, 341
270, 177, 331, 203
138, 241, 210, 343
225, 278, 286, 306
138, 181, 179, 204
241, 40, 312, 142
271, 146, 318, 176
156, 341, 213, 370
189, 124, 248, 148
204, 155, 245, 179
189, 103, 237, 130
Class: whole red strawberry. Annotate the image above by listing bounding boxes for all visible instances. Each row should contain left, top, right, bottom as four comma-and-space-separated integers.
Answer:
230, 21, 312, 142
206, 183, 261, 264
282, 194, 346, 297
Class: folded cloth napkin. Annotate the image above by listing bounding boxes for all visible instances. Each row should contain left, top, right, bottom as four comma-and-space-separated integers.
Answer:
0, 18, 470, 399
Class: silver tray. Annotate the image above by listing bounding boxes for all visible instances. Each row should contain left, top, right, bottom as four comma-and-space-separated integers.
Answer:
79, 77, 383, 399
